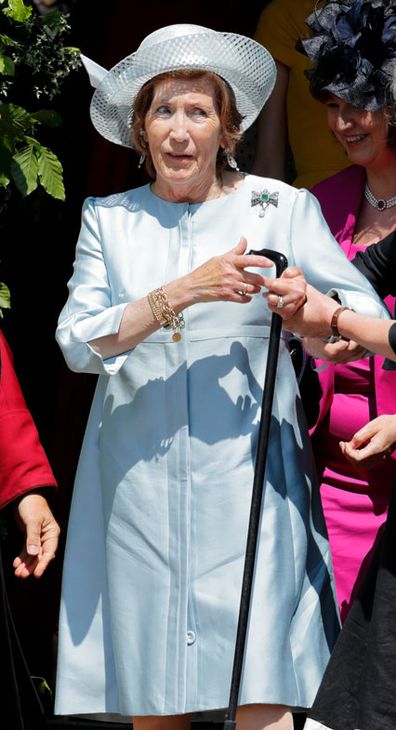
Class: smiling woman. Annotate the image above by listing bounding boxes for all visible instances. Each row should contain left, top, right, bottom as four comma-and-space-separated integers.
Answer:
295, 0, 396, 629
325, 98, 395, 179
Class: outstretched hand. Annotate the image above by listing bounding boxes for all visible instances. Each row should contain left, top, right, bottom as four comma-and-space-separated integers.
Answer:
185, 237, 274, 304
13, 492, 60, 578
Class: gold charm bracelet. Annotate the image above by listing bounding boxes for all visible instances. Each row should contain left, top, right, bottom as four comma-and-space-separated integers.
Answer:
147, 287, 185, 342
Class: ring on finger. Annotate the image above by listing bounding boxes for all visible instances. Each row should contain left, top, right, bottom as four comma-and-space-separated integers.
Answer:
237, 283, 249, 296
276, 294, 284, 309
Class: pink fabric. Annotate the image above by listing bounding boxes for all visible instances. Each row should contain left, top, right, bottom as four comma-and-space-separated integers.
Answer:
310, 167, 396, 622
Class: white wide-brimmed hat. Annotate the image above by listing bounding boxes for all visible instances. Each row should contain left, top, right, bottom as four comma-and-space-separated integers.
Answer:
81, 23, 276, 148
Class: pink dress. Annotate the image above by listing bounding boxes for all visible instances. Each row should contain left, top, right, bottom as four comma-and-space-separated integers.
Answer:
312, 241, 396, 622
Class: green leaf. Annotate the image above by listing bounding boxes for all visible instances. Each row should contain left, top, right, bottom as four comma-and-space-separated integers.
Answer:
31, 109, 62, 128
0, 54, 15, 75
0, 142, 12, 185
11, 142, 39, 196
0, 103, 36, 138
0, 33, 19, 49
3, 0, 32, 22
37, 145, 65, 200
42, 8, 64, 28
0, 281, 11, 316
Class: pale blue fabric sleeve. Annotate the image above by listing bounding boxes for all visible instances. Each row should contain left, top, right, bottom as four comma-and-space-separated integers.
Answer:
56, 198, 131, 375
289, 189, 390, 319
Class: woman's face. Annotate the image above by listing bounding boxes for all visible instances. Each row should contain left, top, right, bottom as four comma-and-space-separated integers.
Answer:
326, 95, 394, 169
326, 96, 395, 168
143, 75, 225, 201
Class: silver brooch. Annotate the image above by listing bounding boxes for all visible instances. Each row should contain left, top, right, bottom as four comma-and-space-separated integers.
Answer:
251, 189, 279, 218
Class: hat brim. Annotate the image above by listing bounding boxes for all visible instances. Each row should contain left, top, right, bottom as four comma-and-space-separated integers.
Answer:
89, 30, 276, 148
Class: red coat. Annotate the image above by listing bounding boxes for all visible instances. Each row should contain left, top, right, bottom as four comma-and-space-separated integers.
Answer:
0, 332, 57, 509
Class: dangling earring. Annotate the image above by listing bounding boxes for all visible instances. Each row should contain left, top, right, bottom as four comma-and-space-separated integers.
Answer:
138, 129, 146, 169
225, 150, 239, 171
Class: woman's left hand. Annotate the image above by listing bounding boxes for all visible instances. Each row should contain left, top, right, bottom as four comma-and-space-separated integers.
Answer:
263, 266, 307, 317
263, 271, 342, 339
340, 414, 396, 469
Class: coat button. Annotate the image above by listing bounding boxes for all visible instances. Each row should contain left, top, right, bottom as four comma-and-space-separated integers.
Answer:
186, 630, 196, 645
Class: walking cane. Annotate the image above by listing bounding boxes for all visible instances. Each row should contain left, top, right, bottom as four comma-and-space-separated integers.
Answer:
223, 248, 288, 730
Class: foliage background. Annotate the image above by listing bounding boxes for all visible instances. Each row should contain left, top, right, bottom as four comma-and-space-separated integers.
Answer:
0, 0, 80, 315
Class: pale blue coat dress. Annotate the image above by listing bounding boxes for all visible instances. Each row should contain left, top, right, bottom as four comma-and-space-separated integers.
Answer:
54, 175, 387, 718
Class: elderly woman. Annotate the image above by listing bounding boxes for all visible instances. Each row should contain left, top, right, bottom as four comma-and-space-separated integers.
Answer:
54, 24, 387, 730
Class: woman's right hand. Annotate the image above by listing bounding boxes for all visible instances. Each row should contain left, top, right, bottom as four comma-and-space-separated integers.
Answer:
182, 237, 274, 305
340, 414, 396, 469
302, 336, 368, 363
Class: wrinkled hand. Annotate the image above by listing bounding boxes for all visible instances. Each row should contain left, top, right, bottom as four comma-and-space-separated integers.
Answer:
270, 281, 340, 338
263, 266, 307, 317
340, 414, 396, 469
303, 336, 368, 363
13, 492, 60, 578
186, 237, 274, 304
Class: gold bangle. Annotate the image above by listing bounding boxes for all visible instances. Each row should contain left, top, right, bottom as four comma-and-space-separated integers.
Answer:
147, 287, 185, 342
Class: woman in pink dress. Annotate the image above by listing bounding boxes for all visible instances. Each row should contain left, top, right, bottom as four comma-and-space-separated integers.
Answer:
299, 0, 396, 622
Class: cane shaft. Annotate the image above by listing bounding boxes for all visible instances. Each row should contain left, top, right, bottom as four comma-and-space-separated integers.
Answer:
224, 249, 287, 728
225, 314, 282, 722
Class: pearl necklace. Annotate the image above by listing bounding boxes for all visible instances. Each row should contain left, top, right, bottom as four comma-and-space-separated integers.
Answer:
364, 183, 396, 212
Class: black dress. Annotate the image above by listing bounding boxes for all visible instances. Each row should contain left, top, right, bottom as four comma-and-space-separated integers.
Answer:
306, 232, 396, 730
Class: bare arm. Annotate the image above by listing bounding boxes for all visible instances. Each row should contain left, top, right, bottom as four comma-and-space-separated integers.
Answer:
282, 283, 395, 359
251, 61, 289, 180
333, 307, 396, 360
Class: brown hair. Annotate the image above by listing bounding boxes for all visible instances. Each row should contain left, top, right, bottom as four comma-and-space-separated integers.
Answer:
131, 69, 243, 178
384, 107, 396, 149
312, 88, 396, 150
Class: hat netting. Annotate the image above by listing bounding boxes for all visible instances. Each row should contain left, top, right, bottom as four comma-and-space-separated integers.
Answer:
89, 28, 276, 148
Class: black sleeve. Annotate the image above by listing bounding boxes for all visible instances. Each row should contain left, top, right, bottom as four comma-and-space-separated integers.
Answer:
388, 322, 396, 356
352, 230, 396, 299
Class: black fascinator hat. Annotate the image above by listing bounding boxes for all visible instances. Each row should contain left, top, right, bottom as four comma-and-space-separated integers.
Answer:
299, 0, 396, 110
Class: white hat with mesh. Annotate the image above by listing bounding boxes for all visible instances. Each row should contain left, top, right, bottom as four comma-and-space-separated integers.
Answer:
81, 23, 276, 148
